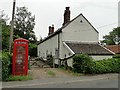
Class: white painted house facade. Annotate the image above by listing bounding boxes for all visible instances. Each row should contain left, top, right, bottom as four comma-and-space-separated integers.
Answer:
37, 7, 114, 67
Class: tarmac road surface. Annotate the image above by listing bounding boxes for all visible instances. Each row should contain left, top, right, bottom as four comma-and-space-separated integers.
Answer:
2, 73, 119, 88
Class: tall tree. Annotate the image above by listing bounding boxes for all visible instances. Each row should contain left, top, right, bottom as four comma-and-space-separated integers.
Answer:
101, 27, 120, 45
0, 11, 10, 50
14, 6, 37, 42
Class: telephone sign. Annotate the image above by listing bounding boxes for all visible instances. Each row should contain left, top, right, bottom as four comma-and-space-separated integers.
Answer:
12, 38, 28, 76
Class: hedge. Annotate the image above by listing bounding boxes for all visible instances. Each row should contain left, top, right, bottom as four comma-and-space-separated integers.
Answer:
112, 54, 120, 58
0, 51, 12, 81
93, 58, 120, 74
72, 54, 120, 74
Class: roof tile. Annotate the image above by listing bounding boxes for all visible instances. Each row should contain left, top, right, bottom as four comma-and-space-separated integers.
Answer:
106, 45, 120, 54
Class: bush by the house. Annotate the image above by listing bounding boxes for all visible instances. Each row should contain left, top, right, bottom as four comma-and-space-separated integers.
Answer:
72, 54, 94, 73
1, 51, 12, 81
112, 54, 120, 58
72, 54, 120, 74
93, 58, 120, 74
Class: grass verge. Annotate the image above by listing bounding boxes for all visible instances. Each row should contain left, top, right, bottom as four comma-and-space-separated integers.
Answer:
6, 75, 32, 81
47, 70, 56, 77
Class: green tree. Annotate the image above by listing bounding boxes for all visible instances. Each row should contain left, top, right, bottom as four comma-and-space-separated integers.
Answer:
101, 27, 120, 45
14, 6, 37, 42
14, 6, 38, 57
29, 43, 37, 57
0, 11, 10, 51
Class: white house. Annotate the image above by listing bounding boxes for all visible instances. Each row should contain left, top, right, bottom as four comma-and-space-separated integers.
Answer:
119, 1, 120, 27
37, 7, 115, 67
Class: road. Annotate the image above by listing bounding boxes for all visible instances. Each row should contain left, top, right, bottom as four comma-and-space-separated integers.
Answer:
2, 73, 119, 88
18, 78, 118, 88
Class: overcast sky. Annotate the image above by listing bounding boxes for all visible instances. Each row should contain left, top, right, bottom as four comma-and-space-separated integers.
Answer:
1, 0, 119, 41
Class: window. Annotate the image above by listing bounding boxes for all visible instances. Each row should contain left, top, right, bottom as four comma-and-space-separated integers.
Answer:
80, 20, 83, 24
39, 51, 40, 56
55, 48, 59, 58
65, 54, 66, 58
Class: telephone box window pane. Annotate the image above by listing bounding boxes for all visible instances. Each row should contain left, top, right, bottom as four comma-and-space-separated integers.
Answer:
17, 46, 25, 53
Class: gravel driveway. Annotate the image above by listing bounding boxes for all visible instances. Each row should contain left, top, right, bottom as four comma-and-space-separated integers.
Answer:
28, 67, 80, 79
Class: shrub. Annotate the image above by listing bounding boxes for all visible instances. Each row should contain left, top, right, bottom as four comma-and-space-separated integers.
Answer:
113, 54, 120, 58
72, 54, 94, 74
1, 51, 12, 81
72, 54, 120, 74
93, 58, 120, 74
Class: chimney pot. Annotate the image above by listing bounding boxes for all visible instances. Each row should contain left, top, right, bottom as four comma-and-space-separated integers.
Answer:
66, 7, 69, 10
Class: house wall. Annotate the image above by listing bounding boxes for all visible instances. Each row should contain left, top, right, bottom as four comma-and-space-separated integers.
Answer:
67, 58, 73, 67
119, 1, 120, 27
91, 55, 113, 61
62, 15, 99, 42
59, 14, 99, 61
60, 41, 74, 59
37, 34, 58, 61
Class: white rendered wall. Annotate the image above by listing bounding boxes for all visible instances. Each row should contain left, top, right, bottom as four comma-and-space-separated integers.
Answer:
62, 15, 99, 42
37, 34, 58, 60
119, 1, 120, 27
91, 55, 113, 61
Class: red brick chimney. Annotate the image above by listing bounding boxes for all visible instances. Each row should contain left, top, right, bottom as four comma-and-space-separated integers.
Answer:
48, 24, 54, 35
63, 7, 70, 26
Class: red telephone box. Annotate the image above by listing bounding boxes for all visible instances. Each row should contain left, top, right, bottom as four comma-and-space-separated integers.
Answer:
12, 38, 28, 76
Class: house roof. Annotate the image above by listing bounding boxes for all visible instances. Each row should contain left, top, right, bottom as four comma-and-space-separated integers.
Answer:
106, 45, 120, 54
37, 29, 62, 45
65, 42, 114, 55
37, 13, 98, 45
